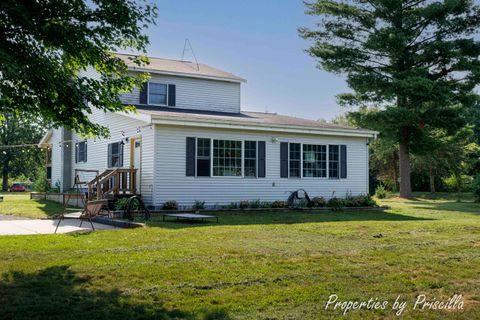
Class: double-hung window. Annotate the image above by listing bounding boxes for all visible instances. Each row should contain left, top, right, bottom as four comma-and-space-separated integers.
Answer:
244, 141, 257, 177
329, 145, 339, 179
196, 138, 211, 177
213, 140, 242, 177
289, 143, 301, 178
75, 141, 87, 163
108, 142, 123, 168
302, 144, 327, 178
148, 83, 168, 105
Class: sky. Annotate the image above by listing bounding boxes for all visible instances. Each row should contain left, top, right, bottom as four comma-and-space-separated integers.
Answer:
140, 0, 349, 121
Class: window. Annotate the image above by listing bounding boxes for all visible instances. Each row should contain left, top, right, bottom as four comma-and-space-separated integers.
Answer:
196, 138, 211, 177
108, 142, 123, 167
329, 145, 339, 178
244, 141, 257, 177
76, 141, 87, 163
213, 140, 242, 176
303, 144, 327, 177
148, 83, 167, 105
289, 143, 301, 178
46, 166, 52, 180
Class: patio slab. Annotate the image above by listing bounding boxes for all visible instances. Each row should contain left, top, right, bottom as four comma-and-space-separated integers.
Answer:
0, 218, 117, 235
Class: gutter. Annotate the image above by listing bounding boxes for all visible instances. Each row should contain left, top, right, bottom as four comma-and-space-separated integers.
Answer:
150, 116, 378, 138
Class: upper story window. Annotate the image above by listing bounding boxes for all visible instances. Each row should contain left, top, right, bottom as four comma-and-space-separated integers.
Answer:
108, 142, 123, 168
148, 83, 168, 106
302, 144, 327, 178
75, 141, 87, 163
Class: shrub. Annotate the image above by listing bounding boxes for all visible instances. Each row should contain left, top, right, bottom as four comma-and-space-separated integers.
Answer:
162, 200, 178, 210
225, 202, 238, 209
194, 200, 205, 210
355, 195, 377, 207
374, 184, 388, 199
271, 200, 287, 208
115, 197, 140, 211
327, 197, 345, 210
33, 167, 49, 192
239, 200, 250, 209
298, 198, 310, 208
311, 196, 326, 207
443, 175, 473, 193
249, 200, 261, 208
473, 174, 480, 202
260, 201, 272, 208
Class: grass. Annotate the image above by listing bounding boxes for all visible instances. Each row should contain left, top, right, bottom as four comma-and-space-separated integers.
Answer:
0, 192, 64, 219
0, 193, 479, 319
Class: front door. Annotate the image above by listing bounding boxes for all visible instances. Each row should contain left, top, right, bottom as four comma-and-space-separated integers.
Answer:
131, 138, 142, 193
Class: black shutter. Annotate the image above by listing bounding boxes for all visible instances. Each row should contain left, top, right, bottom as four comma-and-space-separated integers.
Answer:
107, 143, 112, 167
186, 137, 196, 176
280, 142, 288, 178
84, 142, 87, 162
139, 82, 148, 105
168, 84, 176, 107
340, 145, 347, 179
257, 141, 266, 178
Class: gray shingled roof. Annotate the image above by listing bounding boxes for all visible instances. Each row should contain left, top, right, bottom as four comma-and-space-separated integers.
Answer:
116, 53, 246, 83
133, 105, 374, 134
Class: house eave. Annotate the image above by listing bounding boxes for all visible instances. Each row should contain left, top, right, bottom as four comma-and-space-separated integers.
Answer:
128, 67, 246, 83
38, 130, 52, 147
150, 116, 377, 138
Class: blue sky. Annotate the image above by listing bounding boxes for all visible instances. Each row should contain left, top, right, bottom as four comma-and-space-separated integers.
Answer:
141, 0, 348, 121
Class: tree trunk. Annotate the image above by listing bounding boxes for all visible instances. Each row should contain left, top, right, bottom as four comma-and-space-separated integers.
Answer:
399, 142, 413, 198
2, 169, 8, 191
428, 166, 435, 194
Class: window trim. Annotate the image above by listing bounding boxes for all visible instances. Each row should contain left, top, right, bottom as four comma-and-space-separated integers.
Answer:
244, 140, 258, 178
212, 139, 243, 178
76, 140, 88, 163
285, 142, 345, 180
108, 141, 124, 168
191, 137, 264, 179
147, 82, 169, 106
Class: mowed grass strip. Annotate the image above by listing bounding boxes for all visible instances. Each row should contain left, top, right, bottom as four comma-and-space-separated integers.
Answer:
0, 192, 64, 219
0, 193, 478, 319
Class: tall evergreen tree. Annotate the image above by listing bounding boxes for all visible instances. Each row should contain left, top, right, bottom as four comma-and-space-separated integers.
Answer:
300, 0, 480, 198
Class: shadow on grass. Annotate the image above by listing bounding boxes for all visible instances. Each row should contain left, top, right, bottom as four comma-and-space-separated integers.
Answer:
0, 266, 231, 320
413, 201, 480, 214
146, 209, 431, 229
35, 199, 66, 217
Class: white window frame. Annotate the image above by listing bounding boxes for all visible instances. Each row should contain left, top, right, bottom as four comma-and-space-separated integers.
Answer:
147, 82, 169, 106
76, 140, 87, 163
286, 142, 340, 180
212, 139, 243, 178
243, 140, 258, 179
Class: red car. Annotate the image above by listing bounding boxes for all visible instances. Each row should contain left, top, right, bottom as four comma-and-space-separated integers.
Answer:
10, 183, 26, 192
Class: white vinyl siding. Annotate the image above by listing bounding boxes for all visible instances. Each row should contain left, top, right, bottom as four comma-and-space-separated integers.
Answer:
120, 73, 241, 113
153, 125, 369, 207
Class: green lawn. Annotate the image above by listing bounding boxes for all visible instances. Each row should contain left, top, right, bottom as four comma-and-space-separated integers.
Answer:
0, 194, 479, 319
0, 192, 64, 219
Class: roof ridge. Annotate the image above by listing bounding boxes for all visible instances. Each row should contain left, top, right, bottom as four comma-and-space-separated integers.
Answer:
114, 52, 194, 64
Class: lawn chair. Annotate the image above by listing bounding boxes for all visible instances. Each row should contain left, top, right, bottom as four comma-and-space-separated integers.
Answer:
55, 199, 109, 233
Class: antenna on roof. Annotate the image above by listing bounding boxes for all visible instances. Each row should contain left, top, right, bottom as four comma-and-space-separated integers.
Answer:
181, 39, 200, 71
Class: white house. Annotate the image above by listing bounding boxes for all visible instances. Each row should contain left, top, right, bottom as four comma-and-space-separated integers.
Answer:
39, 54, 376, 209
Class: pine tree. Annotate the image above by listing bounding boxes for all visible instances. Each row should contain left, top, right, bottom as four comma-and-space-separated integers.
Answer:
300, 0, 480, 198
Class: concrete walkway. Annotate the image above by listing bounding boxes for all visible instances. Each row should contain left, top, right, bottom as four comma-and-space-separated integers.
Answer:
0, 215, 116, 235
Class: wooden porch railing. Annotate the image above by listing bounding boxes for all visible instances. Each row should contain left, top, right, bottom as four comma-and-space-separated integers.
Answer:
87, 168, 137, 200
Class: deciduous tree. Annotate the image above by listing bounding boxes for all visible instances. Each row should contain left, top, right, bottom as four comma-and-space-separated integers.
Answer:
0, 0, 157, 137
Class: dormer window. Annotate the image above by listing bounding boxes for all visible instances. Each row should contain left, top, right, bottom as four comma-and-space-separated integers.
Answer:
148, 83, 168, 106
